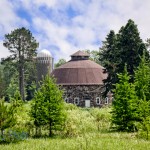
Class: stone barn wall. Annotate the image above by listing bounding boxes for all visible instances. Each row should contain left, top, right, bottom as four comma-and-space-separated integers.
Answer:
62, 85, 113, 107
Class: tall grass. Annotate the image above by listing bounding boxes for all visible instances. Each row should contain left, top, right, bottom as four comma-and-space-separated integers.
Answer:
0, 132, 150, 150
0, 103, 150, 149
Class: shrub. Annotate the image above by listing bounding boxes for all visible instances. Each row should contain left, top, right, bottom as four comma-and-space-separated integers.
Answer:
0, 130, 28, 143
89, 107, 111, 132
63, 107, 112, 137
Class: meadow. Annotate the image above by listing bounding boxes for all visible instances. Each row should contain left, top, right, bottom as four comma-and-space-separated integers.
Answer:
0, 103, 150, 150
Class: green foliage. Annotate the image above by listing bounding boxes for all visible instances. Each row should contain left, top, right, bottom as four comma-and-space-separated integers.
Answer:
99, 30, 118, 93
64, 103, 78, 110
11, 102, 32, 137
64, 108, 96, 137
63, 104, 111, 137
89, 108, 111, 132
0, 130, 28, 143
100, 19, 149, 92
112, 66, 138, 131
84, 50, 101, 64
145, 38, 150, 53
3, 27, 39, 101
134, 55, 150, 139
0, 65, 6, 98
5, 78, 19, 100
117, 19, 148, 81
54, 59, 66, 68
30, 75, 66, 137
137, 100, 150, 140
134, 54, 150, 101
0, 99, 16, 137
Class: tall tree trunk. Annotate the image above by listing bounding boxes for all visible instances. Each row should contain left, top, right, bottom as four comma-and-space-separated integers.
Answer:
19, 53, 25, 101
49, 121, 52, 137
1, 129, 4, 138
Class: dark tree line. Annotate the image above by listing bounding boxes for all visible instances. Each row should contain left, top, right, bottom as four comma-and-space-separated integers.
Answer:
100, 19, 150, 93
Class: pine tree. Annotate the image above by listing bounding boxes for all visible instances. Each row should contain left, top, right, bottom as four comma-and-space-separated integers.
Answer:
3, 27, 38, 101
117, 19, 149, 81
137, 100, 150, 140
134, 54, 150, 101
99, 19, 149, 93
30, 75, 66, 137
99, 30, 118, 93
112, 66, 138, 131
30, 89, 45, 136
134, 54, 150, 139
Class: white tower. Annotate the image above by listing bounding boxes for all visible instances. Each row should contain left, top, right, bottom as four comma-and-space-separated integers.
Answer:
37, 49, 53, 81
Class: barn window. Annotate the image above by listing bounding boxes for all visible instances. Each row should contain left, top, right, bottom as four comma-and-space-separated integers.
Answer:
74, 97, 79, 105
112, 97, 114, 102
96, 97, 101, 105
65, 97, 69, 103
105, 97, 109, 104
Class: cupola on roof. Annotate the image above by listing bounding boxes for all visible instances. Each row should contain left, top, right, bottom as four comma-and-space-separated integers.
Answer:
71, 50, 90, 61
51, 50, 107, 85
71, 50, 90, 57
37, 49, 52, 57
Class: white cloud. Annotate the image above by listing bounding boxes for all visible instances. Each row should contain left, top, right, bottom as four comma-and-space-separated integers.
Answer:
0, 41, 11, 60
1, 0, 150, 62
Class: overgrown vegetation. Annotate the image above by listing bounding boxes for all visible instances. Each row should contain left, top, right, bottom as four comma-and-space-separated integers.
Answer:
0, 103, 150, 149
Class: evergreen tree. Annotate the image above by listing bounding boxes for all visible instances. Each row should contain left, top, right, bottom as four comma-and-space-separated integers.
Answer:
3, 27, 39, 101
99, 30, 118, 93
100, 19, 149, 92
112, 66, 138, 131
134, 54, 150, 101
30, 75, 66, 137
30, 88, 46, 136
134, 54, 150, 139
137, 100, 150, 140
117, 19, 149, 82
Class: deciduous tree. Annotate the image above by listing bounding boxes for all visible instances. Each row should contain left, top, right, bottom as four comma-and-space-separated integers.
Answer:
55, 59, 66, 68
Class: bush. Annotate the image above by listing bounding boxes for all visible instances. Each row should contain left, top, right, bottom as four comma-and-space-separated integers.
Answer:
64, 109, 96, 137
89, 107, 111, 132
63, 107, 111, 137
0, 130, 28, 143
64, 103, 78, 110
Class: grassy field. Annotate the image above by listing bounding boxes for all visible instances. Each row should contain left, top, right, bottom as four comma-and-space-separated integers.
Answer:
0, 103, 150, 150
0, 132, 150, 150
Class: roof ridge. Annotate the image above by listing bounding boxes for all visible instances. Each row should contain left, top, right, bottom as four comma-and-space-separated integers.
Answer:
71, 50, 90, 57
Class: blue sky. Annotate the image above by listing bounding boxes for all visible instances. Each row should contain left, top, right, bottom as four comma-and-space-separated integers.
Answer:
0, 0, 150, 62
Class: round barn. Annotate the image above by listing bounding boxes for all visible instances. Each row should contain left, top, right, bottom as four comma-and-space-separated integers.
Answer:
52, 50, 110, 107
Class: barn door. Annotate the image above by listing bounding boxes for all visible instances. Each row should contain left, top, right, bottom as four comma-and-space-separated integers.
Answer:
85, 100, 90, 107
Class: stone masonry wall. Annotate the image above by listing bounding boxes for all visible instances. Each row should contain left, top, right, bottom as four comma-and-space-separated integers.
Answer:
62, 85, 112, 107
